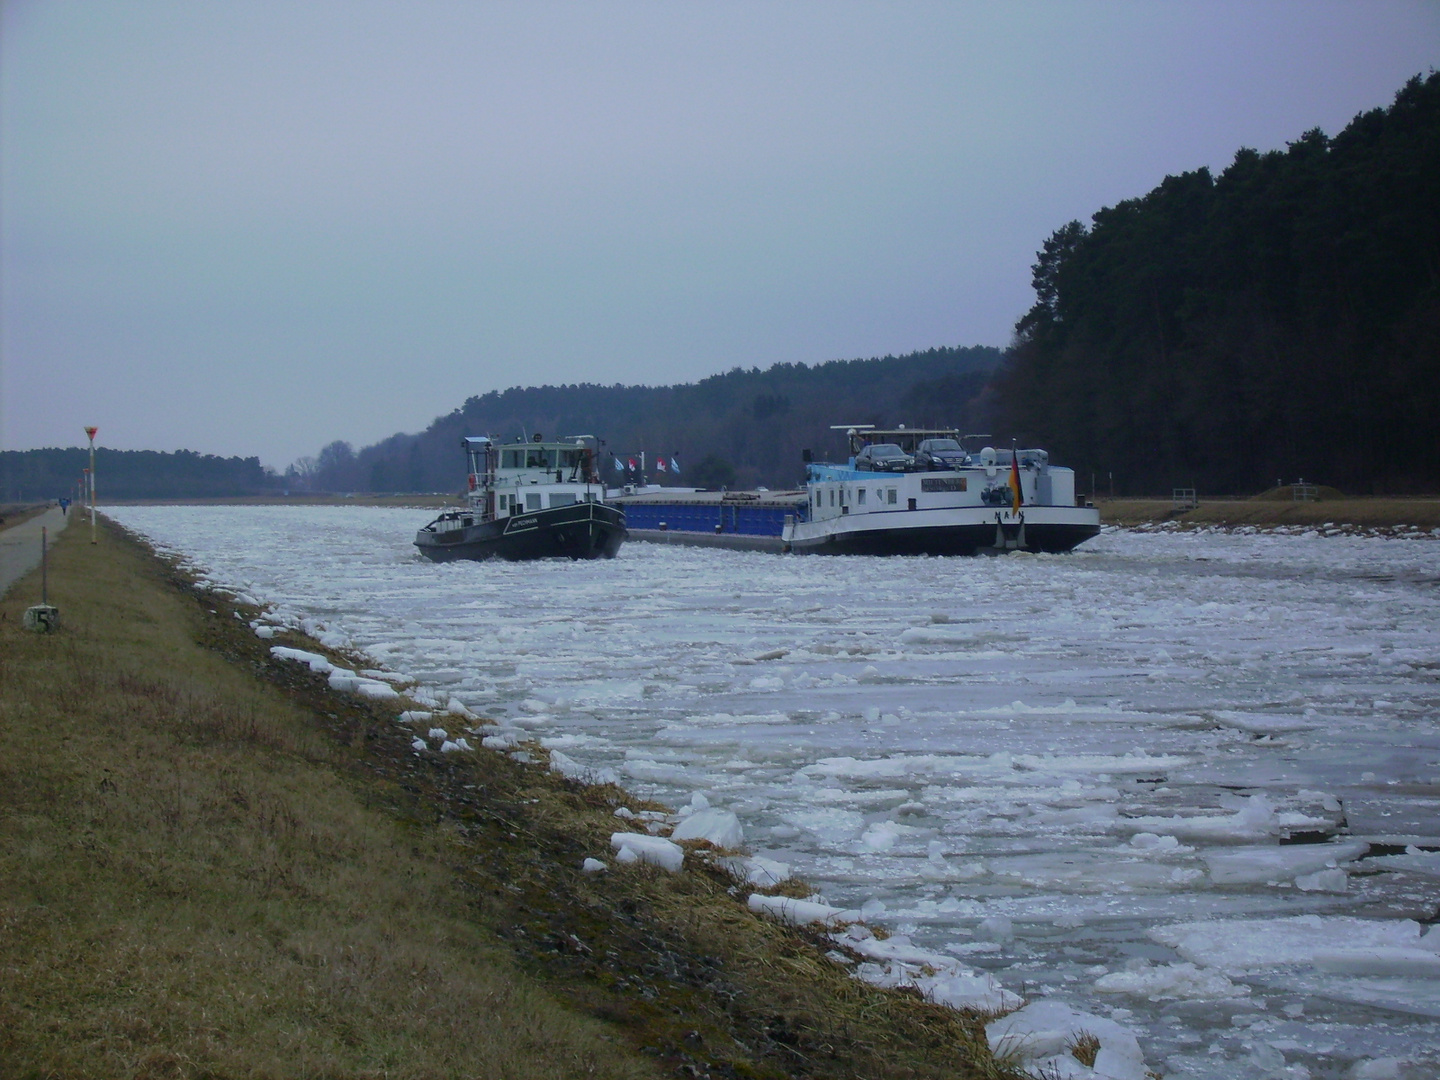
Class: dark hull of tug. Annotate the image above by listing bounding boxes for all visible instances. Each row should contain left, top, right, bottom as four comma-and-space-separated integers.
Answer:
415, 502, 627, 562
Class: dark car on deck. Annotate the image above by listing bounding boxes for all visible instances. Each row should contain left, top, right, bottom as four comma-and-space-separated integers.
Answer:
915, 438, 969, 471
854, 443, 914, 472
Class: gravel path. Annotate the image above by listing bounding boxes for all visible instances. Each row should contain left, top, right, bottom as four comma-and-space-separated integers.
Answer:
0, 505, 70, 600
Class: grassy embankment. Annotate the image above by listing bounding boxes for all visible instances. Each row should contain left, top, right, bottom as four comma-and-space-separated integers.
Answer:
1098, 488, 1440, 530
0, 503, 52, 529
0, 519, 1020, 1080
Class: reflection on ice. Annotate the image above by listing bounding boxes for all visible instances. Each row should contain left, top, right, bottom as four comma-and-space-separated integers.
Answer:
107, 507, 1440, 1078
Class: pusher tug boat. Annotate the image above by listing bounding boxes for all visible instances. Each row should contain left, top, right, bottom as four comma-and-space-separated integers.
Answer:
415, 434, 626, 562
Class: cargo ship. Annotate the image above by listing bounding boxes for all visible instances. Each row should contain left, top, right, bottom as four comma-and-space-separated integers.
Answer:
612, 426, 1100, 556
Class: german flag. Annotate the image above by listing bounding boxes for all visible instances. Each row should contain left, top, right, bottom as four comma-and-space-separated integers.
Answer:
1009, 448, 1022, 513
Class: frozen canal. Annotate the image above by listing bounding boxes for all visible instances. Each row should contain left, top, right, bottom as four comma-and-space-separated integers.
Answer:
109, 506, 1440, 1079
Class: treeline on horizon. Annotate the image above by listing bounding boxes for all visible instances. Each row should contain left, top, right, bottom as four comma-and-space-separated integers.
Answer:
998, 72, 1440, 495
312, 346, 1002, 492
0, 348, 1001, 499
1, 448, 273, 501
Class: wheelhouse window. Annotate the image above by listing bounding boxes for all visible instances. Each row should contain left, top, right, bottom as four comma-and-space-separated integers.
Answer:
525, 492, 541, 511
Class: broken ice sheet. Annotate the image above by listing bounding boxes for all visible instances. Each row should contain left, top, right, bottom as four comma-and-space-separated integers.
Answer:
108, 506, 1440, 1075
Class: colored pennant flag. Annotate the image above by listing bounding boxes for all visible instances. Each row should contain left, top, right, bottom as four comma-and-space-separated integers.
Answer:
628, 458, 637, 471
1010, 448, 1023, 512
612, 456, 624, 473
670, 455, 680, 474
655, 457, 667, 472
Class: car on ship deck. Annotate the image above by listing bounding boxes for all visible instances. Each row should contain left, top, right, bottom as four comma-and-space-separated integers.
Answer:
854, 443, 914, 472
915, 437, 970, 470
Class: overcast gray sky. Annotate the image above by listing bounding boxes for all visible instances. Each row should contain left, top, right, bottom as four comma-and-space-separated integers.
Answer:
3, 1, 1436, 469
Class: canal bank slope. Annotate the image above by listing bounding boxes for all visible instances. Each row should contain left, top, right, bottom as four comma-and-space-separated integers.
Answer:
0, 518, 1019, 1080
1099, 492, 1440, 531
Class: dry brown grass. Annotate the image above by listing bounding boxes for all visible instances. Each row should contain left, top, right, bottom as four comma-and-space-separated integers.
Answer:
0, 523, 663, 1080
1067, 1031, 1101, 1068
0, 519, 1025, 1080
1099, 495, 1440, 529
0, 503, 52, 531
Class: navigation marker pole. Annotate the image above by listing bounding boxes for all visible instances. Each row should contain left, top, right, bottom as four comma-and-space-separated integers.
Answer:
85, 426, 98, 544
24, 525, 60, 632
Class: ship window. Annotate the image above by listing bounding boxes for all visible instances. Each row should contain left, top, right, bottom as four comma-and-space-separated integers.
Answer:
549, 493, 576, 507
501, 448, 523, 469
887, 488, 897, 505
829, 489, 835, 507
857, 488, 866, 505
525, 492, 541, 511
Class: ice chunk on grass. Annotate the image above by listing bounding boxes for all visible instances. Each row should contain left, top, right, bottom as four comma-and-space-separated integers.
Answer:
610, 832, 684, 873
748, 894, 857, 927
671, 807, 743, 848
716, 855, 791, 887
270, 645, 333, 674
548, 749, 620, 786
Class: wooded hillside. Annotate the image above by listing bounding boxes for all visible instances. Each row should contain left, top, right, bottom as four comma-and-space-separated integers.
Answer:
1, 448, 274, 501
998, 73, 1440, 495
324, 346, 1002, 492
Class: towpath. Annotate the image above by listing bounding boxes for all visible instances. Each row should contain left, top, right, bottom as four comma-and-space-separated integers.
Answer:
0, 505, 70, 600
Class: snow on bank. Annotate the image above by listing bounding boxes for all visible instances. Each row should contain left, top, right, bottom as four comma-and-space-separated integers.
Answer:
270, 645, 398, 699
